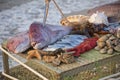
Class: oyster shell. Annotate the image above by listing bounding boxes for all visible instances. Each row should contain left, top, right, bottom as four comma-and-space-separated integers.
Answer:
106, 34, 112, 38
107, 49, 114, 55
106, 40, 113, 49
114, 45, 120, 52
100, 48, 107, 54
117, 28, 120, 38
97, 41, 106, 48
97, 34, 120, 55
109, 35, 116, 40
98, 35, 108, 42
94, 46, 101, 51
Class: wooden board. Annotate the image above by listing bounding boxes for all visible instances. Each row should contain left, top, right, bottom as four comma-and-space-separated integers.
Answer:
9, 49, 120, 80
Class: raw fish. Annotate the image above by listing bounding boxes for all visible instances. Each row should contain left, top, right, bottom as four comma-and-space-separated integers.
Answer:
29, 22, 72, 49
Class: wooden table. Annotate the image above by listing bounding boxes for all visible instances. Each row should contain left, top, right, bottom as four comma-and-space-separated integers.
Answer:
1, 46, 120, 80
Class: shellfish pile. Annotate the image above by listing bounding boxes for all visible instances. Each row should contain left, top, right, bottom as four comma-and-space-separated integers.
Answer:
95, 34, 120, 54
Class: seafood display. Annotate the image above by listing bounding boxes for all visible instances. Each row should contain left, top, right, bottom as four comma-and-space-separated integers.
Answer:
29, 22, 72, 49
52, 53, 75, 66
88, 1, 120, 22
26, 49, 75, 66
104, 22, 120, 36
43, 35, 87, 51
27, 50, 41, 60
0, 0, 117, 45
88, 12, 109, 25
60, 15, 92, 37
95, 34, 120, 54
60, 14, 109, 37
4, 22, 71, 53
66, 37, 98, 57
3, 1, 120, 56
1, 0, 120, 69
5, 31, 31, 53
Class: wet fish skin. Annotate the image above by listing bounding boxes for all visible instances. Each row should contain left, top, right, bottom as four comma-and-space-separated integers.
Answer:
44, 35, 87, 51
29, 22, 72, 49
6, 31, 31, 53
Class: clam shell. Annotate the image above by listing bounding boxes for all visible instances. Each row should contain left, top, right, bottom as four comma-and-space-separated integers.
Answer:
94, 46, 101, 51
97, 41, 106, 48
114, 45, 120, 52
60, 15, 89, 26
109, 35, 116, 40
98, 35, 108, 42
104, 46, 108, 50
106, 34, 112, 38
106, 40, 113, 48
107, 49, 114, 55
117, 28, 120, 38
100, 48, 107, 54
111, 39, 119, 46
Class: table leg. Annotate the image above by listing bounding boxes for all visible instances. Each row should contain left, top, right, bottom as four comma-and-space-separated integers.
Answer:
2, 51, 9, 80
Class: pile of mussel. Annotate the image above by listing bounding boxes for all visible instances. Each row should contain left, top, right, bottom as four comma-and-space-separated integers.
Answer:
95, 34, 120, 54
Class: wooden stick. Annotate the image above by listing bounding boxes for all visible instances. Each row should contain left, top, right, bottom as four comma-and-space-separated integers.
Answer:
52, 0, 71, 24
2, 72, 18, 80
2, 51, 9, 80
0, 45, 48, 80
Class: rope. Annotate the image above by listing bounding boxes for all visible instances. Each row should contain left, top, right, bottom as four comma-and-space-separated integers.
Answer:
43, 0, 71, 26
43, 0, 51, 27
52, 0, 65, 18
52, 0, 72, 25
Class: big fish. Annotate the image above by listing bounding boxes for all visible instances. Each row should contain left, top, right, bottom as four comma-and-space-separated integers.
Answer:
6, 31, 31, 53
29, 22, 72, 49
88, 1, 120, 23
43, 35, 87, 51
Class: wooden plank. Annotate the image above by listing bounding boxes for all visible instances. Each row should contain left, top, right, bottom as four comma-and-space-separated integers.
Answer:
8, 50, 120, 80
2, 46, 118, 80
0, 46, 48, 80
2, 51, 9, 80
